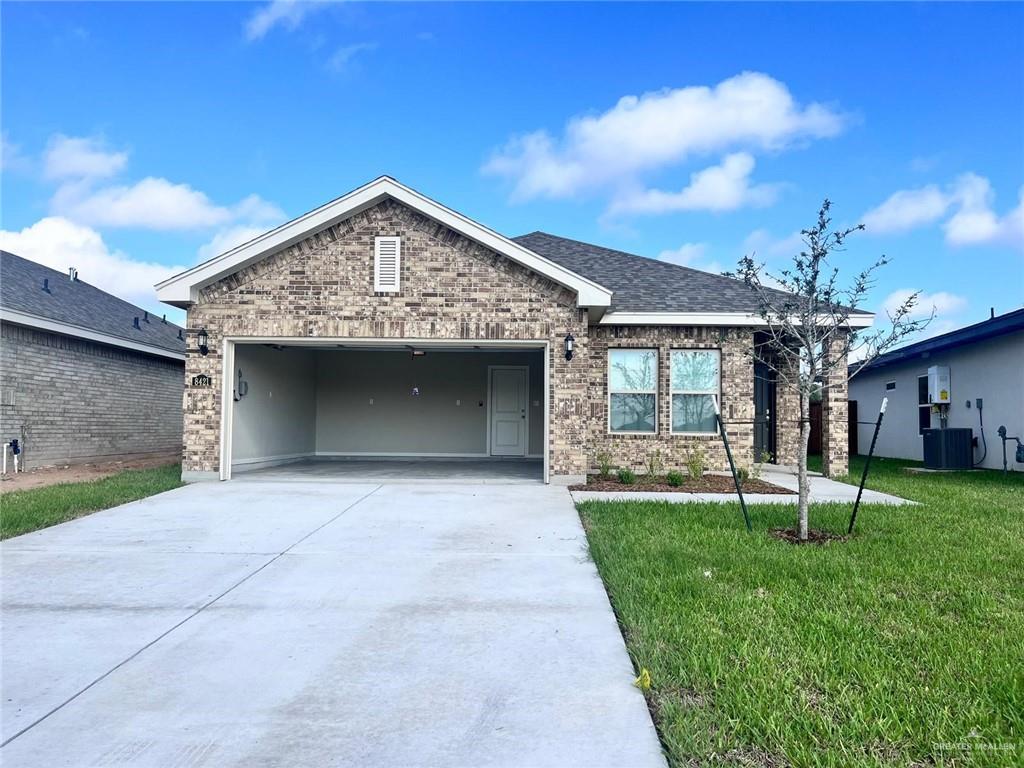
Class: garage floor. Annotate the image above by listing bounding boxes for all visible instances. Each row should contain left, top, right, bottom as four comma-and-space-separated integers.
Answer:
234, 457, 544, 483
1, 479, 664, 767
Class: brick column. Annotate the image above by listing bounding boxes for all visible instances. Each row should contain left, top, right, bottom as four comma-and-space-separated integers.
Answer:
773, 350, 801, 467
821, 333, 849, 478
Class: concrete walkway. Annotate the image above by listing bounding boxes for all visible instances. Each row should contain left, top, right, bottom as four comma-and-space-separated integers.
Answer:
572, 466, 913, 505
1, 481, 664, 767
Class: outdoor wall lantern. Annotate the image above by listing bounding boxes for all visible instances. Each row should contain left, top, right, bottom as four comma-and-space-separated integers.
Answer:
197, 328, 209, 356
564, 333, 575, 361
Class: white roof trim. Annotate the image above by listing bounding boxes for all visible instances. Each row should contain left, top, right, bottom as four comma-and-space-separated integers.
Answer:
599, 311, 875, 328
0, 308, 185, 361
155, 176, 613, 309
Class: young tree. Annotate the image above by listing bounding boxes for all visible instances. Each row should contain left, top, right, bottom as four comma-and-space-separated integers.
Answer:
731, 200, 930, 541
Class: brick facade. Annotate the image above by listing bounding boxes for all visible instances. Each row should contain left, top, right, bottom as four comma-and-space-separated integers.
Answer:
821, 332, 850, 477
587, 325, 755, 473
0, 322, 184, 469
183, 198, 587, 479
181, 197, 806, 480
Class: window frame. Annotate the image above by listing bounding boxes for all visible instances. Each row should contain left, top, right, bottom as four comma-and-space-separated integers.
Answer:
670, 348, 722, 435
607, 348, 659, 435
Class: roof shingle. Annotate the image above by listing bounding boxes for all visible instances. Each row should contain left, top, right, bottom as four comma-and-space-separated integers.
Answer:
1, 250, 185, 355
512, 231, 792, 314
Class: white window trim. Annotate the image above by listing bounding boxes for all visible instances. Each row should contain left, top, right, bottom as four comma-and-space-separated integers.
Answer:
669, 348, 721, 436
607, 348, 658, 435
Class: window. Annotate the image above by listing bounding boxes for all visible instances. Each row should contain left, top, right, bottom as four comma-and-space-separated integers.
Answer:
917, 375, 931, 434
374, 236, 401, 292
608, 349, 657, 433
671, 349, 720, 433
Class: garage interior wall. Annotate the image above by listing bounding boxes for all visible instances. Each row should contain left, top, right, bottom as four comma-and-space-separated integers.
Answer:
231, 346, 543, 467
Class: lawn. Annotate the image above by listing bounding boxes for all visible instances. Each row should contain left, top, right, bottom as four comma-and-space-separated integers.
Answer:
579, 457, 1024, 767
1, 463, 183, 539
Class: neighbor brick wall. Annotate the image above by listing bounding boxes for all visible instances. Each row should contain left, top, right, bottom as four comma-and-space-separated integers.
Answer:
586, 325, 756, 473
0, 322, 184, 469
183, 198, 588, 478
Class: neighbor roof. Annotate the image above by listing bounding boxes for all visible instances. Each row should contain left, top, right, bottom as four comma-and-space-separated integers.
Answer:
853, 307, 1024, 375
1, 250, 185, 360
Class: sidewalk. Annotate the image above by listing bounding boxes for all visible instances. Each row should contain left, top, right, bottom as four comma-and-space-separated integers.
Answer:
570, 466, 915, 506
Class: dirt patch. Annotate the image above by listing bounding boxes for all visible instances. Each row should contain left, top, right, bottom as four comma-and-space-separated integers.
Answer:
570, 474, 792, 494
769, 527, 848, 545
0, 455, 179, 493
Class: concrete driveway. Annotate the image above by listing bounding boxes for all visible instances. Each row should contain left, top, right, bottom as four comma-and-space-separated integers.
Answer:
1, 480, 664, 767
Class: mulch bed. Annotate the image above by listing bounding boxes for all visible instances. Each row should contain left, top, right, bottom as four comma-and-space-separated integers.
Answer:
570, 474, 792, 494
770, 527, 849, 545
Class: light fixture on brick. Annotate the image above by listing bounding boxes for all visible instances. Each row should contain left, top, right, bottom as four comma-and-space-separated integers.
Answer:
565, 333, 575, 361
197, 328, 209, 356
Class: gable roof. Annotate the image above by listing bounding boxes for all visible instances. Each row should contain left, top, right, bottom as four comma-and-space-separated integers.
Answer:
1, 250, 185, 361
155, 176, 614, 309
514, 231, 873, 327
853, 307, 1024, 375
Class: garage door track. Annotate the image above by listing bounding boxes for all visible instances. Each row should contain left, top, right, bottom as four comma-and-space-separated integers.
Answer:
1, 480, 664, 767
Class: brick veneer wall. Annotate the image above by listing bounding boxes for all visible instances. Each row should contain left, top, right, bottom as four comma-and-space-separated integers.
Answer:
182, 198, 588, 480
821, 332, 850, 477
0, 322, 184, 469
586, 325, 756, 473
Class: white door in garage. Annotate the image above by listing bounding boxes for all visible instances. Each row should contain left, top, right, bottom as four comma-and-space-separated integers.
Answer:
489, 367, 527, 456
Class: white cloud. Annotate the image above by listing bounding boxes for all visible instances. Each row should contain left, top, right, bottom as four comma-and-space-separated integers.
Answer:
39, 135, 286, 232
327, 42, 377, 73
197, 225, 267, 261
245, 0, 327, 41
0, 217, 187, 317
863, 174, 1023, 249
483, 71, 845, 203
742, 228, 804, 259
882, 288, 967, 321
609, 153, 778, 215
862, 185, 950, 234
43, 134, 128, 180
1, 133, 29, 172
51, 177, 278, 231
944, 175, 1023, 249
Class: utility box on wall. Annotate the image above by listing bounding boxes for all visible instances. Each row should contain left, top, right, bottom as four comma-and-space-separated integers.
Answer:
927, 365, 951, 405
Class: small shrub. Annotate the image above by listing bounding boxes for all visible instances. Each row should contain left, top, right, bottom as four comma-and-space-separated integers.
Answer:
644, 449, 663, 478
751, 449, 772, 481
686, 447, 706, 480
596, 451, 613, 479
666, 470, 685, 487
617, 468, 636, 485
736, 466, 750, 485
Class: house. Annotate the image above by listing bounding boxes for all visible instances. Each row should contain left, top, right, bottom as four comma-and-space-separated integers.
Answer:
849, 308, 1024, 471
156, 177, 872, 484
1, 251, 185, 470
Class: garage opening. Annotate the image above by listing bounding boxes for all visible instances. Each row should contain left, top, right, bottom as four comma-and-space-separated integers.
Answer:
224, 342, 546, 483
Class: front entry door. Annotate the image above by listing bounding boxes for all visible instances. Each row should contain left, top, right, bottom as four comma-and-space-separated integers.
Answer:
753, 362, 777, 461
489, 367, 527, 456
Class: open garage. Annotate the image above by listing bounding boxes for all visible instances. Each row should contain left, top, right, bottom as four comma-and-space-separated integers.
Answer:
224, 341, 547, 482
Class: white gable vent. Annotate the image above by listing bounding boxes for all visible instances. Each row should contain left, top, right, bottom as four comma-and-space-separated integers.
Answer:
374, 236, 401, 292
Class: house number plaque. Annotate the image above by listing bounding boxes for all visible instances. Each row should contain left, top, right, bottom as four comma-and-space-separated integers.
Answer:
191, 374, 213, 388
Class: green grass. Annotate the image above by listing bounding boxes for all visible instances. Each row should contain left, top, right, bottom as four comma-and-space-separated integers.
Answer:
1, 463, 183, 539
579, 457, 1024, 767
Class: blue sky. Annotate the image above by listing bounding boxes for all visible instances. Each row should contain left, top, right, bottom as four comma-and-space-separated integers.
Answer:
2, 1, 1022, 334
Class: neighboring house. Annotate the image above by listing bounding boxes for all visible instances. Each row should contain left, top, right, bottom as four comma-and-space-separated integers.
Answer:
156, 177, 872, 484
849, 308, 1024, 470
1, 251, 186, 470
